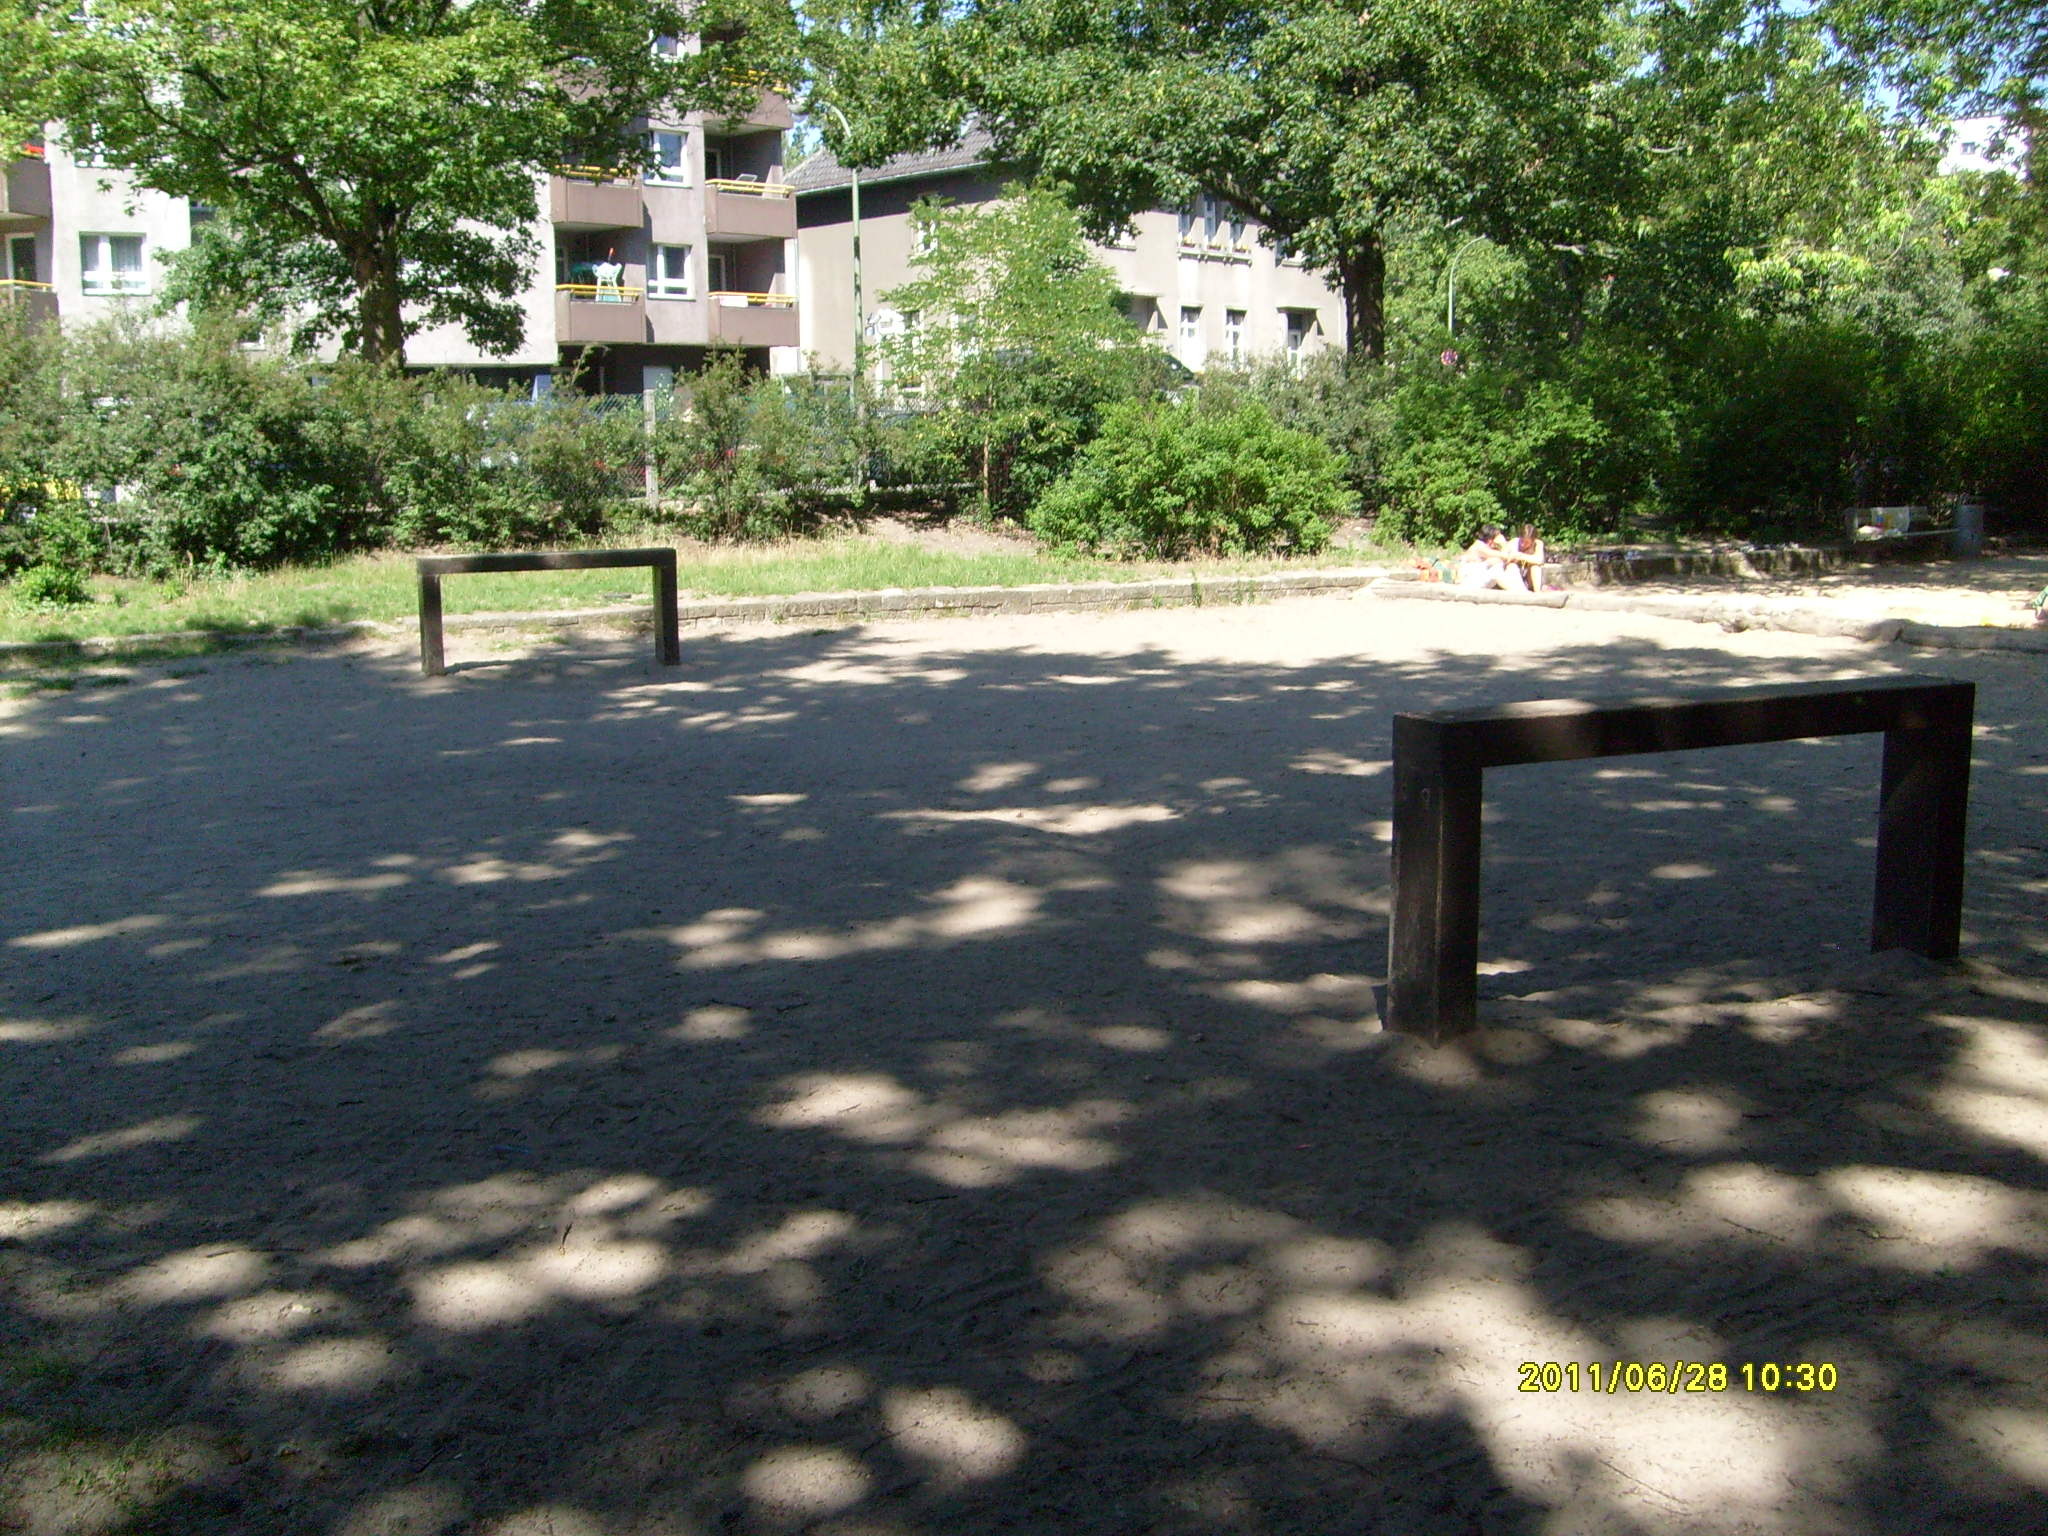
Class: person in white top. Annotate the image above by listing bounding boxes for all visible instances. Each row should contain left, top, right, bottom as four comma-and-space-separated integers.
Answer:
1457, 523, 1527, 591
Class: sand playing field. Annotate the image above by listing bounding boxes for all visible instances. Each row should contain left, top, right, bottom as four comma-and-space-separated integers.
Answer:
4, 580, 2046, 1535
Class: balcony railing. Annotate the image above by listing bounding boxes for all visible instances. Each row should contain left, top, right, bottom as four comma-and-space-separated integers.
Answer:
548, 169, 643, 230
705, 177, 791, 199
555, 283, 647, 345
704, 178, 796, 241
1, 155, 52, 226
706, 291, 797, 347
0, 280, 58, 326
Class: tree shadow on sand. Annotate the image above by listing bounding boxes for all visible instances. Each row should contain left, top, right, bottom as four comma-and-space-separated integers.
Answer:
2, 612, 2045, 1534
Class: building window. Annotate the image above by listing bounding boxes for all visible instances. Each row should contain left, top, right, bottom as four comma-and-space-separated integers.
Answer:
1225, 309, 1245, 364
7, 235, 37, 285
1229, 211, 1249, 252
80, 233, 147, 295
647, 130, 689, 184
1178, 206, 1200, 248
652, 34, 681, 58
704, 142, 725, 181
1179, 305, 1203, 365
1284, 310, 1312, 371
707, 251, 731, 293
1199, 193, 1223, 248
650, 244, 693, 299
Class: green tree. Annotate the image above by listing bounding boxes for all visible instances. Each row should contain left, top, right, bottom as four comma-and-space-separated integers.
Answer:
19, 0, 792, 364
928, 0, 1627, 360
879, 184, 1166, 518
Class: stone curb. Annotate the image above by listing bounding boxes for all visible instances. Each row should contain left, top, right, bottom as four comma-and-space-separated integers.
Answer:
1, 566, 1396, 662
1368, 577, 2048, 653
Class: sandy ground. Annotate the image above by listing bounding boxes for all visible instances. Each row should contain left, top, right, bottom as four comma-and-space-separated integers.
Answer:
3, 584, 2046, 1536
1576, 552, 2048, 630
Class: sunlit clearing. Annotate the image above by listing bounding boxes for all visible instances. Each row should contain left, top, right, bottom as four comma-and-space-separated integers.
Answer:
721, 1211, 858, 1275
8, 913, 168, 947
1289, 748, 1390, 777
913, 1099, 1130, 1188
881, 1386, 1027, 1483
882, 802, 1178, 835
263, 1335, 395, 1393
1575, 1162, 1830, 1250
1632, 1088, 1749, 1153
741, 1445, 871, 1518
1825, 1167, 2048, 1270
0, 1200, 95, 1239
1949, 1407, 2048, 1491
672, 1004, 751, 1041
960, 761, 1037, 793
125, 1244, 271, 1303
45, 1113, 202, 1164
664, 877, 1043, 968
1933, 1016, 2048, 1160
258, 871, 411, 896
336, 1483, 466, 1536
0, 1016, 95, 1043
112, 1040, 197, 1064
478, 1505, 608, 1536
1651, 862, 1717, 879
202, 1288, 348, 1342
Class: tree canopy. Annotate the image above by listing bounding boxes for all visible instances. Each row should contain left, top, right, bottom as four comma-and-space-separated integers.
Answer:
16, 0, 794, 364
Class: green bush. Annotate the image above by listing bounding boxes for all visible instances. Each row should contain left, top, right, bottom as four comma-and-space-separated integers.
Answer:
1195, 351, 1397, 503
651, 351, 866, 540
1029, 396, 1351, 558
10, 559, 90, 608
1375, 341, 1678, 544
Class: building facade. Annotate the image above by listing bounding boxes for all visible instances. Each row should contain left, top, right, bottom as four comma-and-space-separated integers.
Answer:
784, 129, 1345, 380
1, 137, 194, 333
3, 85, 800, 398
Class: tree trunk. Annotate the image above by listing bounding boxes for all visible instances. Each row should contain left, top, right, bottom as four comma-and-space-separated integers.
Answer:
1339, 232, 1387, 362
349, 233, 407, 368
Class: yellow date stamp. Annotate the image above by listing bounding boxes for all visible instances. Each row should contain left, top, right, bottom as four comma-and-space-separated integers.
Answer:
1518, 1362, 1839, 1393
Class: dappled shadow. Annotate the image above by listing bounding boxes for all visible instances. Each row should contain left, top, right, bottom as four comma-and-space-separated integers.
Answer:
3, 597, 2045, 1534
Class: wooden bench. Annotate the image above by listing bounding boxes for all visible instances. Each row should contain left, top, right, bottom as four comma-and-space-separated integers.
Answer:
1387, 675, 1975, 1042
416, 548, 681, 677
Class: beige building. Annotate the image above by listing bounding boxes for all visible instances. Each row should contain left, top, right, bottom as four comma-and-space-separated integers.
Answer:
784, 128, 1344, 380
1, 137, 194, 332
3, 81, 800, 398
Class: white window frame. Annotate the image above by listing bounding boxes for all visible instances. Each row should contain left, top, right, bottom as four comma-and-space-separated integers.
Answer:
647, 129, 690, 185
80, 233, 147, 295
1224, 309, 1245, 364
1179, 304, 1203, 364
651, 33, 682, 58
650, 243, 694, 299
1178, 206, 1200, 249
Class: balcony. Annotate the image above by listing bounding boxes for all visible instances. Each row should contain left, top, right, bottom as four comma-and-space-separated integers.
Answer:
549, 170, 643, 231
713, 86, 793, 134
555, 284, 647, 345
0, 156, 52, 230
704, 179, 796, 242
707, 291, 797, 348
0, 280, 57, 327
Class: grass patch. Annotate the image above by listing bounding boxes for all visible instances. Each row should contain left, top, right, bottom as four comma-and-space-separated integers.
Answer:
0, 530, 1406, 647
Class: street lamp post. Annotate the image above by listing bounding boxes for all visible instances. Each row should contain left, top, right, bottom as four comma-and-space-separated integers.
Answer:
815, 101, 863, 387
1444, 235, 1486, 337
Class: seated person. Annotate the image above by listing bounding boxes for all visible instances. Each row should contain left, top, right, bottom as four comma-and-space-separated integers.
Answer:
1457, 523, 1527, 591
1503, 522, 1547, 592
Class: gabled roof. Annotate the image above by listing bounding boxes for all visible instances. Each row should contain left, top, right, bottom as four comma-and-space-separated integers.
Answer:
786, 126, 1003, 195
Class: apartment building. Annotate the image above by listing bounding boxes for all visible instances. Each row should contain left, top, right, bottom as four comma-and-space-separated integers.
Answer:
409, 87, 800, 398
784, 127, 1344, 379
2, 83, 800, 398
1, 137, 194, 330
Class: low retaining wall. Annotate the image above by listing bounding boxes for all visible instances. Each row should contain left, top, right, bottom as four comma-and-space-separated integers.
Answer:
1370, 577, 2048, 653
1550, 533, 1954, 587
